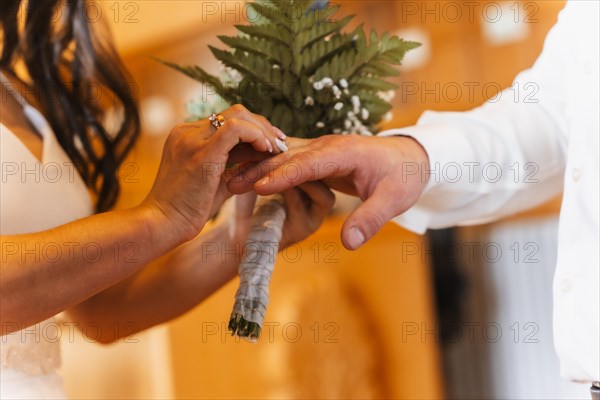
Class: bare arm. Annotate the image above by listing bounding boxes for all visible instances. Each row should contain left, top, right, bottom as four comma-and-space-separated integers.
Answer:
64, 222, 240, 343
0, 205, 177, 335
65, 183, 335, 344
1, 104, 282, 336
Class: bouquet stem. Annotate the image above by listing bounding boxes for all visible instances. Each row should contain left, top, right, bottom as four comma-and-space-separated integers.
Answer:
228, 196, 286, 341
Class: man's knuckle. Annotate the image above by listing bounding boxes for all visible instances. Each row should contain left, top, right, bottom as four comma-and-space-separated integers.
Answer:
230, 104, 247, 114
289, 152, 317, 176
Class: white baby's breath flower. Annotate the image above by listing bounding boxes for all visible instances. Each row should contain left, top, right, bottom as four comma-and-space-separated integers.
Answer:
333, 128, 342, 134
305, 96, 315, 106
344, 119, 352, 129
378, 90, 396, 102
361, 108, 369, 120
313, 82, 324, 91
334, 102, 344, 111
223, 67, 242, 83
339, 79, 348, 88
343, 88, 350, 96
332, 85, 342, 99
272, 64, 280, 69
316, 121, 325, 128
351, 95, 360, 113
383, 111, 393, 122
322, 77, 334, 86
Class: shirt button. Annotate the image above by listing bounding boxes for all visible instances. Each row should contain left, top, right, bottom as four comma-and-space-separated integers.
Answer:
560, 278, 572, 293
572, 168, 582, 182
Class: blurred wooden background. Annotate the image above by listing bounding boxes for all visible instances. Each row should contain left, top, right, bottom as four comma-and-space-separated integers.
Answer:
61, 1, 565, 399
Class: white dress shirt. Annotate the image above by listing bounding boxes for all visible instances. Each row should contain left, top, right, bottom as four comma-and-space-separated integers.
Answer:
381, 0, 599, 382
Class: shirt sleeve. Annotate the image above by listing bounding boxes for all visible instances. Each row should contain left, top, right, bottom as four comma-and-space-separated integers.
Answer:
380, 4, 571, 234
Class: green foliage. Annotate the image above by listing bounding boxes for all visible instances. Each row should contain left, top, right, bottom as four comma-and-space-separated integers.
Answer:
160, 0, 420, 138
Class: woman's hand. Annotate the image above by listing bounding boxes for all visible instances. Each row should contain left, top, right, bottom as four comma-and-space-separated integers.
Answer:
142, 104, 286, 242
279, 182, 336, 248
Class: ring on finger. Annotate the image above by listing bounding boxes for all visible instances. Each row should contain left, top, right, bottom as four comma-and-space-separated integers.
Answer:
209, 113, 226, 129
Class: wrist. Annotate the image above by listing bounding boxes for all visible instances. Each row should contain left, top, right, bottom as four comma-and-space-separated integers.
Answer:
207, 222, 247, 263
391, 135, 431, 186
134, 201, 191, 251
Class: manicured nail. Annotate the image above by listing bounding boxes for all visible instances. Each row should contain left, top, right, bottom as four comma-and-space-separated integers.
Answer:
347, 227, 365, 249
272, 127, 286, 140
275, 138, 288, 152
265, 139, 273, 153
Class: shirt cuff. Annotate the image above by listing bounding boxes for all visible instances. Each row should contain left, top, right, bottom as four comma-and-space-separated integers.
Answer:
390, 207, 431, 235
378, 111, 476, 233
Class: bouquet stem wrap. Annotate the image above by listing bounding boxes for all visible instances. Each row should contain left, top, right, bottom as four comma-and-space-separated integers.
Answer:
228, 196, 287, 341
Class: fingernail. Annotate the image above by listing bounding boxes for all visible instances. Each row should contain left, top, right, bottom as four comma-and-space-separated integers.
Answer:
347, 227, 365, 250
275, 138, 288, 152
272, 127, 286, 140
265, 139, 273, 153
257, 177, 270, 186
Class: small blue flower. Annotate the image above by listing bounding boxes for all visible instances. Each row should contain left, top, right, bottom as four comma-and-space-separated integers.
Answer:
310, 0, 329, 11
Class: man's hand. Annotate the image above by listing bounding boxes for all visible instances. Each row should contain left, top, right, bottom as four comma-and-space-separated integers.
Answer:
227, 134, 430, 250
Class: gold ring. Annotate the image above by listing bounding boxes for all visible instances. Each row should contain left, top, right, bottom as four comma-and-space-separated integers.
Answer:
209, 113, 226, 129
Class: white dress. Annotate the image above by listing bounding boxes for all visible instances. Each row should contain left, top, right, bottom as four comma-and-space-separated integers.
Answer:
0, 72, 94, 399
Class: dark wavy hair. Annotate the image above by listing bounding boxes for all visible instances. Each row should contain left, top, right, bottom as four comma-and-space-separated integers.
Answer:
1, 0, 140, 212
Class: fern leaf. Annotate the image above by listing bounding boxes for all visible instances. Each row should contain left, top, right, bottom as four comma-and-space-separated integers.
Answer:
302, 30, 357, 75
209, 46, 277, 88
361, 60, 400, 77
217, 35, 291, 67
156, 59, 238, 103
296, 3, 341, 33
298, 14, 354, 50
248, 2, 290, 27
351, 76, 399, 91
235, 24, 291, 44
280, 0, 313, 13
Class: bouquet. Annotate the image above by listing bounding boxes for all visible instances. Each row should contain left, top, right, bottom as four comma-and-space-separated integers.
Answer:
161, 0, 419, 341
